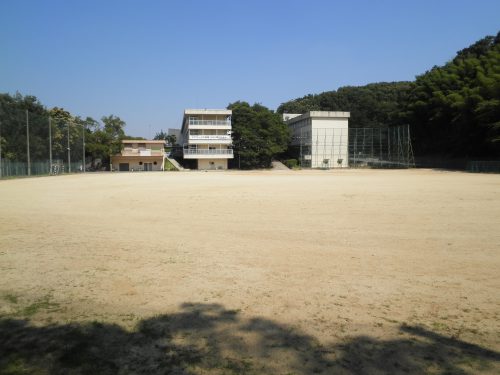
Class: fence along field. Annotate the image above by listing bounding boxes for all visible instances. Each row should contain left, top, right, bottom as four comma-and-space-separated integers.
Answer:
0, 109, 86, 178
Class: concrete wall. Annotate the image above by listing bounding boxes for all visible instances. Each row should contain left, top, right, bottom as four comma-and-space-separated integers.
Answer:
198, 159, 228, 170
111, 156, 164, 171
310, 120, 349, 168
286, 112, 349, 168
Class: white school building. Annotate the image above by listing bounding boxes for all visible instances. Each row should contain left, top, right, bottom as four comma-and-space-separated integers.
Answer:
179, 109, 234, 170
284, 111, 350, 168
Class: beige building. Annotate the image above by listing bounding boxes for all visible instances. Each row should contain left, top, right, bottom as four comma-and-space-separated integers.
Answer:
284, 111, 350, 168
111, 140, 165, 171
180, 109, 233, 170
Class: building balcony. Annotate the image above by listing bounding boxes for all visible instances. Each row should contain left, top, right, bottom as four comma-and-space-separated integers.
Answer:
188, 119, 230, 126
188, 121, 231, 130
183, 148, 234, 159
121, 149, 164, 157
188, 134, 232, 144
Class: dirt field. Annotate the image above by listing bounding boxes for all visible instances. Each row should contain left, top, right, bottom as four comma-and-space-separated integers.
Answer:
1, 169, 499, 374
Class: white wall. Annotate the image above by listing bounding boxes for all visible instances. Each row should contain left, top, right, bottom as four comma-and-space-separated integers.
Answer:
311, 118, 349, 168
198, 159, 228, 170
112, 157, 164, 171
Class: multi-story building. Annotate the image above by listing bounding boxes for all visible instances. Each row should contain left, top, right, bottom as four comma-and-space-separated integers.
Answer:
111, 139, 165, 171
284, 111, 350, 168
179, 109, 233, 170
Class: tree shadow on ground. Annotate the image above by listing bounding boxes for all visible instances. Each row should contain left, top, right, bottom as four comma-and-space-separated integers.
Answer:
0, 303, 499, 374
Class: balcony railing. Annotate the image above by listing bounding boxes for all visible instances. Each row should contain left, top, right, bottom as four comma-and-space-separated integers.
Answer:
189, 135, 232, 140
183, 149, 234, 155
121, 149, 164, 156
188, 119, 231, 126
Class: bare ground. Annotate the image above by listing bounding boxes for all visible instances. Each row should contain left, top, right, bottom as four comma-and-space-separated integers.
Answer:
0, 169, 499, 374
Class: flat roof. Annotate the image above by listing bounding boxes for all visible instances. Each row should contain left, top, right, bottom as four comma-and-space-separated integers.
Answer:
122, 140, 165, 144
184, 109, 232, 115
285, 111, 350, 123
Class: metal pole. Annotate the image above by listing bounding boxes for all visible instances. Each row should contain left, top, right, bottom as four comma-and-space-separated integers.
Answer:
49, 117, 52, 174
299, 128, 303, 167
26, 110, 31, 176
379, 127, 382, 165
0, 120, 2, 179
82, 122, 85, 173
67, 122, 71, 173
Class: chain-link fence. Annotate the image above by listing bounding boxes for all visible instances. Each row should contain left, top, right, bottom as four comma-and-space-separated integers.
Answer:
294, 125, 415, 169
349, 125, 415, 168
466, 160, 500, 173
0, 108, 87, 178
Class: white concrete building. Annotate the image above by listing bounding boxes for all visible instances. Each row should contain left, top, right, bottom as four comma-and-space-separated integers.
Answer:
284, 111, 350, 168
111, 140, 165, 171
180, 109, 233, 170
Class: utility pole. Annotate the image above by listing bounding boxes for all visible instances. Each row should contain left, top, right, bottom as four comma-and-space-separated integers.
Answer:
82, 122, 85, 173
67, 122, 71, 173
49, 117, 52, 174
26, 110, 31, 176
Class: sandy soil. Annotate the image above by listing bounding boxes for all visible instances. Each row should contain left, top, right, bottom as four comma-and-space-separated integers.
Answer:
1, 169, 499, 374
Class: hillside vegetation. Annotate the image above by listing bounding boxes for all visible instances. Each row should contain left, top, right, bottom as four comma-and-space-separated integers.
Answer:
278, 32, 500, 158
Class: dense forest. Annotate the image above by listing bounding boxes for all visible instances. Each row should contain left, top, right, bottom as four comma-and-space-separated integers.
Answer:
278, 82, 411, 129
278, 32, 500, 158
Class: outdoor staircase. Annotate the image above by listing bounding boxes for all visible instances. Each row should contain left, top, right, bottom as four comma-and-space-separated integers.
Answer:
271, 160, 290, 170
165, 155, 185, 171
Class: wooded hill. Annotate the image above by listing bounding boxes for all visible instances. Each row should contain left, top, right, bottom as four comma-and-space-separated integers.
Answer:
278, 32, 500, 158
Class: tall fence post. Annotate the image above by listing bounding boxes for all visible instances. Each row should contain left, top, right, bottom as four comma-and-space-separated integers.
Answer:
67, 122, 71, 173
82, 122, 85, 173
49, 116, 52, 174
26, 110, 31, 176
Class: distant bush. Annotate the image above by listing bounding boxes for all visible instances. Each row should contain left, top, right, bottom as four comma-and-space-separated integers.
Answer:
284, 159, 298, 169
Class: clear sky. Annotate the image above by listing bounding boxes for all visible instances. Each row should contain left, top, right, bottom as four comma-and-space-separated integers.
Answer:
1, 0, 499, 137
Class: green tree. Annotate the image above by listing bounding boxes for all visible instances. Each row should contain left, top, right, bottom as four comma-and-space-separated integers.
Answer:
102, 115, 126, 158
277, 82, 411, 129
404, 32, 500, 157
153, 130, 167, 140
228, 101, 290, 169
153, 130, 176, 145
166, 134, 176, 146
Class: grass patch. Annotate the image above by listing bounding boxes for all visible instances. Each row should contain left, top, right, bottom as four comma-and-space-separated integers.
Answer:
19, 294, 60, 317
220, 357, 255, 374
164, 158, 178, 171
2, 293, 19, 304
0, 355, 44, 375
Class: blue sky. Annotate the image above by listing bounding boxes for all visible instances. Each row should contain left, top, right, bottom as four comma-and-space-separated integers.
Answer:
1, 0, 499, 137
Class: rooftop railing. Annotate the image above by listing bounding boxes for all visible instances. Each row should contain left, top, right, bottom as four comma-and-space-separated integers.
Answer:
189, 134, 231, 140
188, 119, 231, 126
121, 148, 164, 156
183, 149, 233, 155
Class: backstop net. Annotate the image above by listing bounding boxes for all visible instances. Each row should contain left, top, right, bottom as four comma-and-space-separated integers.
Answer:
296, 125, 415, 169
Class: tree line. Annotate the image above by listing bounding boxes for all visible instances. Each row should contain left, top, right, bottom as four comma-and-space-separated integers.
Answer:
2, 32, 498, 170
0, 93, 128, 169
278, 32, 500, 158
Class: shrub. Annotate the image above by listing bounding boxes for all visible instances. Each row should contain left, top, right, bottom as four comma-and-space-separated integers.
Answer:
284, 159, 298, 169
